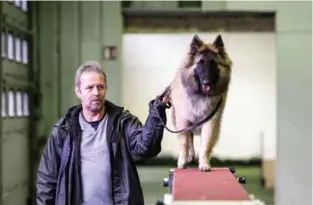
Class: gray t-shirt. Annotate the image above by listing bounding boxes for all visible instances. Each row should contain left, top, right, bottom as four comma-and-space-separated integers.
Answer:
79, 112, 112, 205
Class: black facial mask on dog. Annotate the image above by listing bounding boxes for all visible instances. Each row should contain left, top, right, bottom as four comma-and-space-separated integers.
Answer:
195, 50, 220, 93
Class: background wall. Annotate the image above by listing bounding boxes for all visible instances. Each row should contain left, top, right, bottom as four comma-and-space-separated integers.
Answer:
122, 32, 277, 161
37, 1, 122, 136
221, 2, 311, 205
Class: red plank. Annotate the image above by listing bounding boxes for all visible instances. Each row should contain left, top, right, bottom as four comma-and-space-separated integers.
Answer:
172, 168, 251, 201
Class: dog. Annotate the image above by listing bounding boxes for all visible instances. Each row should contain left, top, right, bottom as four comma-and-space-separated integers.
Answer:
166, 34, 233, 171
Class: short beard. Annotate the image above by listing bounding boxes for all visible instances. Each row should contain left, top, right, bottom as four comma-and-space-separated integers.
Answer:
88, 103, 103, 113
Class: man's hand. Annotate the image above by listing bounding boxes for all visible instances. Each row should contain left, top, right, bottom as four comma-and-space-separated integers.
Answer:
154, 94, 171, 109
162, 95, 171, 103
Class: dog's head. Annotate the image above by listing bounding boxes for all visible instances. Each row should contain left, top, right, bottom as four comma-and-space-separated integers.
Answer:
181, 34, 232, 96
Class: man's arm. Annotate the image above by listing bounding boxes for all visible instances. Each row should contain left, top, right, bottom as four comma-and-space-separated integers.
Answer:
125, 98, 168, 158
36, 129, 61, 205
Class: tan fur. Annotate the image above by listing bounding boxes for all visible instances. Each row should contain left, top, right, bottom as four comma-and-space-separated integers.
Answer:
167, 35, 232, 171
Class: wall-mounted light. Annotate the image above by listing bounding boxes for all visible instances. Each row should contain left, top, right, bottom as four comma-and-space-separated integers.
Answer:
102, 46, 117, 61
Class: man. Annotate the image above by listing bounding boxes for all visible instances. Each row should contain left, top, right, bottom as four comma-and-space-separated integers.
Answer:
36, 60, 169, 205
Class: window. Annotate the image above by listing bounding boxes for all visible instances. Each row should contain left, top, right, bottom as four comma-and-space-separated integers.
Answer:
8, 90, 15, 117
21, 0, 28, 12
8, 32, 14, 60
22, 40, 28, 64
1, 91, 6, 117
15, 36, 22, 62
2, 32, 6, 58
23, 92, 29, 116
16, 91, 23, 116
14, 0, 21, 8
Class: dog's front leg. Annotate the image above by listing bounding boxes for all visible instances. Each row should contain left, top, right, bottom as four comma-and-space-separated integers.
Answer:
199, 120, 220, 171
177, 132, 190, 169
187, 134, 195, 164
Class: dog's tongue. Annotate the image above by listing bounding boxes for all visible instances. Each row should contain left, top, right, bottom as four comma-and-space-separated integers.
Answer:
202, 85, 211, 92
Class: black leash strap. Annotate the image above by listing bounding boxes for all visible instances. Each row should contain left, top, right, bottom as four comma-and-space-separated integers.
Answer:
156, 86, 223, 134
158, 85, 172, 108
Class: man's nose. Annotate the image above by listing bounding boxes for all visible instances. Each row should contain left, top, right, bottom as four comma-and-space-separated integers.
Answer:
92, 87, 100, 95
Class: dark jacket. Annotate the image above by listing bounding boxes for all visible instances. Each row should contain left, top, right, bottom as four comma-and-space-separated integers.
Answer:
36, 99, 167, 205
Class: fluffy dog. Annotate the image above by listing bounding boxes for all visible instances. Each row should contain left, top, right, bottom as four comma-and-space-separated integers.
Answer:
167, 34, 232, 171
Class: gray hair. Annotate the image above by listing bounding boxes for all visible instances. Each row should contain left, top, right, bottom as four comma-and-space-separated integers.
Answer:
75, 60, 107, 88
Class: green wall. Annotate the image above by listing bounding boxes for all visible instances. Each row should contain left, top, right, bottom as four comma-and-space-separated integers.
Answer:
37, 1, 122, 135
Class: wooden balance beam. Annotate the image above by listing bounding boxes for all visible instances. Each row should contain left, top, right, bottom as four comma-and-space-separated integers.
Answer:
156, 167, 264, 205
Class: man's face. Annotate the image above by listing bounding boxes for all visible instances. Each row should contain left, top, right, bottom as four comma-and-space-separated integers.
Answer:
75, 71, 106, 113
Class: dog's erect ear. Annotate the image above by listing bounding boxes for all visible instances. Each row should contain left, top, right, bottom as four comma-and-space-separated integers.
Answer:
213, 34, 224, 50
190, 34, 202, 54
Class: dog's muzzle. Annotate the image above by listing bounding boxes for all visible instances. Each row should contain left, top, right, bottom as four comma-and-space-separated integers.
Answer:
202, 84, 211, 92
201, 80, 211, 92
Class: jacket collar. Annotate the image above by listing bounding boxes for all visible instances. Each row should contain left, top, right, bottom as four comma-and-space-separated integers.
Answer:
54, 100, 124, 130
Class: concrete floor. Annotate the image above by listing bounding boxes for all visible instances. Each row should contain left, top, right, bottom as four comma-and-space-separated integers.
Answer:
138, 166, 172, 205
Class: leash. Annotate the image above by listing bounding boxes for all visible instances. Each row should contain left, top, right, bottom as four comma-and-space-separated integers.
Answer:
156, 86, 223, 134
158, 85, 172, 109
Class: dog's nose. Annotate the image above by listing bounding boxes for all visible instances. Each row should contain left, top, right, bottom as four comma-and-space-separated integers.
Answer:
203, 79, 209, 85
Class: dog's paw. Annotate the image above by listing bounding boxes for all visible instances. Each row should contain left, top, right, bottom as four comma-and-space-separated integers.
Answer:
177, 156, 188, 169
187, 148, 195, 164
177, 163, 188, 169
187, 154, 195, 164
187, 155, 195, 164
198, 163, 211, 172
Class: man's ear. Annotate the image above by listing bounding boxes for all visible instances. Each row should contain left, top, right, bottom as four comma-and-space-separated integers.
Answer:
75, 86, 82, 99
